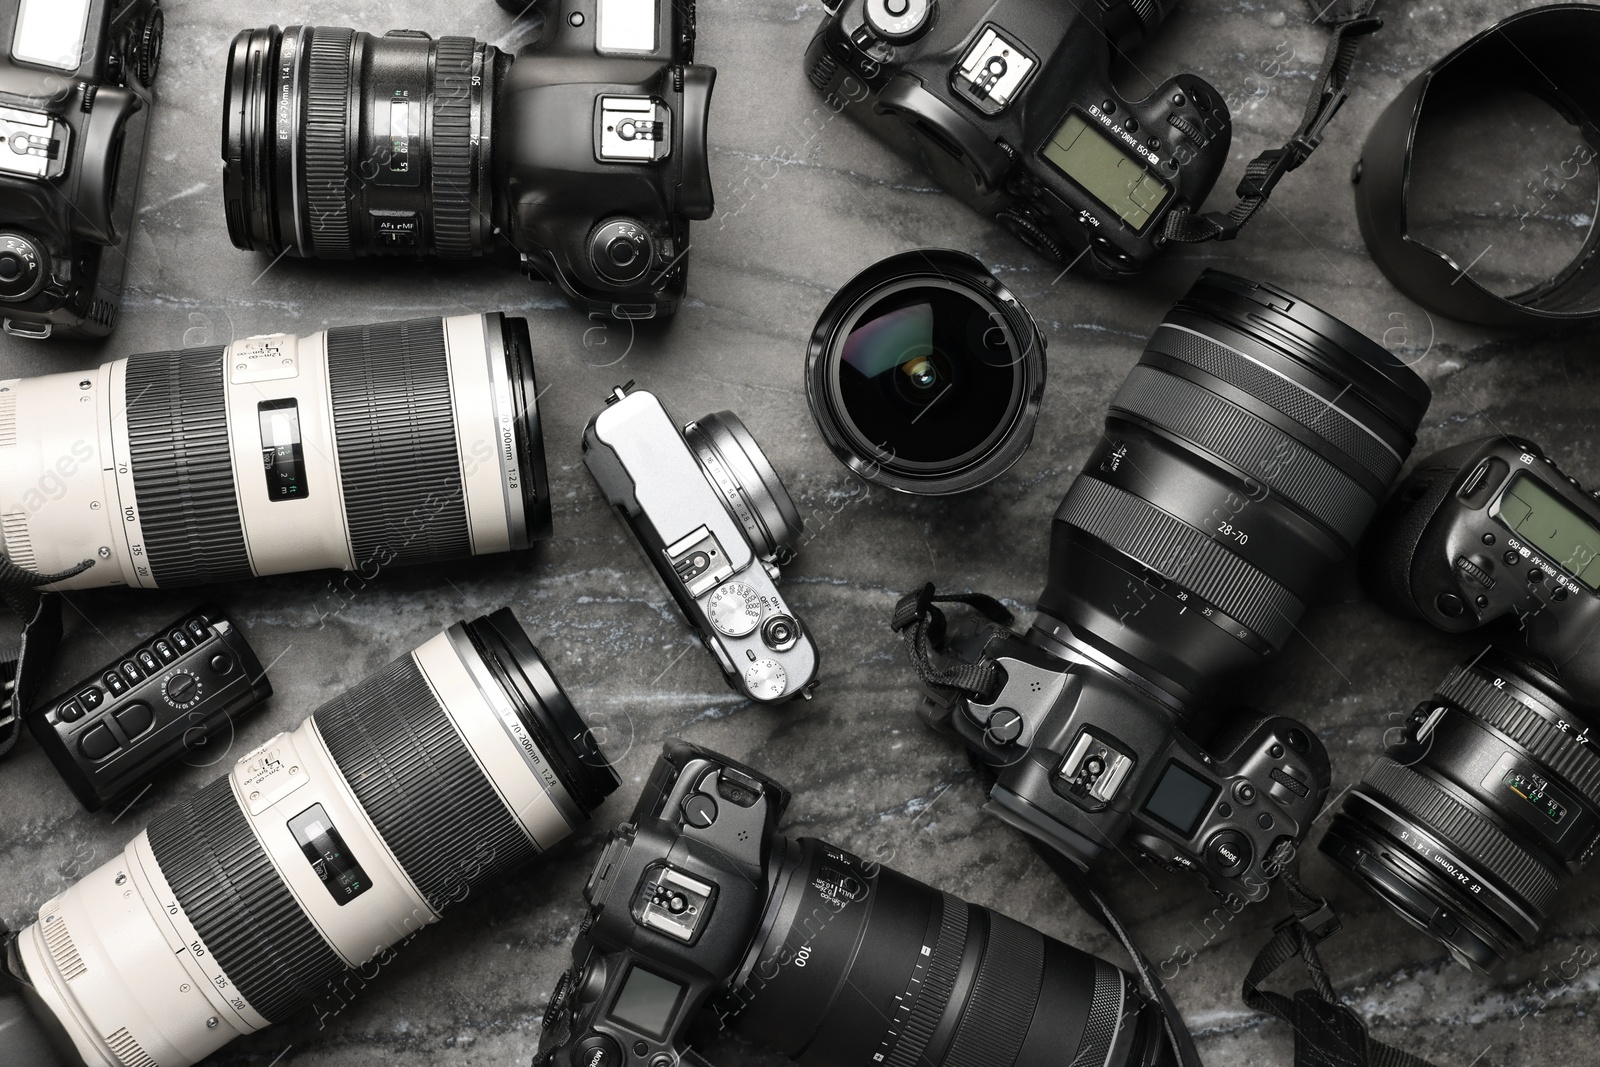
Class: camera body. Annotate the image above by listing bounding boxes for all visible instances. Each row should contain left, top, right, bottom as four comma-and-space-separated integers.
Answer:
1364, 436, 1600, 705
0, 0, 162, 340
583, 385, 819, 704
536, 742, 785, 1067
918, 629, 1329, 903
803, 0, 1230, 275
497, 0, 714, 318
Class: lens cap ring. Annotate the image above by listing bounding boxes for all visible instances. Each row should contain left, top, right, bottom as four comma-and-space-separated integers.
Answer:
807, 249, 1046, 496
1355, 5, 1600, 327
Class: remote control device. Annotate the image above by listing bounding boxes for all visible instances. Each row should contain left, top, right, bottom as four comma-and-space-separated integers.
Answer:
28, 605, 271, 810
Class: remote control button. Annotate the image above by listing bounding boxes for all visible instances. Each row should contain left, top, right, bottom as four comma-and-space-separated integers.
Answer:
78, 724, 119, 761
120, 660, 144, 683
186, 618, 209, 640
164, 671, 200, 707
154, 639, 177, 663
58, 698, 85, 723
77, 687, 104, 711
136, 649, 160, 673
103, 671, 128, 696
1205, 830, 1252, 877
210, 652, 234, 675
170, 628, 193, 652
114, 702, 155, 739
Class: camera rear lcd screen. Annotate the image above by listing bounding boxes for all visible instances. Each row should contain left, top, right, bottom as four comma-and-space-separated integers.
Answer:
11, 0, 92, 72
1143, 761, 1218, 838
1492, 472, 1600, 589
608, 965, 685, 1039
1041, 112, 1171, 232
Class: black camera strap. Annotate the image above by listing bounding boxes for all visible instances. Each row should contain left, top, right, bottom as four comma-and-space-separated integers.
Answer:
890, 583, 1015, 702
0, 556, 94, 757
1161, 0, 1384, 245
1246, 842, 1443, 1067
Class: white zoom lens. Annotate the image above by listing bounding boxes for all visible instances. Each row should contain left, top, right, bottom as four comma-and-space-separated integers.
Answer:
4, 610, 618, 1067
0, 313, 551, 590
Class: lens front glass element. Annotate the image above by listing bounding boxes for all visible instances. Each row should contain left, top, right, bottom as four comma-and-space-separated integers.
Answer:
833, 281, 1022, 471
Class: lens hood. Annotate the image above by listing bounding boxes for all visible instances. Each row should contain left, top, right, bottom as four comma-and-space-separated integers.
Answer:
1354, 4, 1600, 327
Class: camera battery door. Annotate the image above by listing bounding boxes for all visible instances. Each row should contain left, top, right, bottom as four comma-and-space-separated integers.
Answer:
28, 605, 271, 811
583, 387, 819, 704
0, 0, 162, 340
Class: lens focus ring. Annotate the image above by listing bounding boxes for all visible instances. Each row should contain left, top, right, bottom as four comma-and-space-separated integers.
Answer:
303, 27, 355, 258
429, 37, 476, 258
1061, 476, 1302, 647
882, 893, 968, 1067
1439, 667, 1600, 810
1362, 758, 1562, 916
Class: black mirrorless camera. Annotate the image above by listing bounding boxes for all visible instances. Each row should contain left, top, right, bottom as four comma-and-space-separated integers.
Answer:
803, 0, 1229, 275
899, 273, 1433, 904
224, 0, 714, 320
1322, 437, 1600, 972
535, 742, 1176, 1067
0, 0, 163, 340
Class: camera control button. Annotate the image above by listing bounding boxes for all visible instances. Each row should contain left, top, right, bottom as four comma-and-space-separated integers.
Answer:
210, 652, 235, 675
985, 707, 1024, 745
58, 698, 85, 723
1435, 592, 1465, 618
114, 702, 155, 739
1257, 813, 1275, 830
78, 724, 119, 762
708, 582, 762, 637
1233, 781, 1257, 805
1205, 831, 1252, 877
574, 1035, 622, 1067
78, 686, 105, 711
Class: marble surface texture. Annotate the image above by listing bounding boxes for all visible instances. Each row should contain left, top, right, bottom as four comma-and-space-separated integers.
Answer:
3, 1, 1600, 1065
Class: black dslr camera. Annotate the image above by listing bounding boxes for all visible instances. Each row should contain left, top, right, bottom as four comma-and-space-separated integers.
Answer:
803, 0, 1228, 275
536, 742, 1177, 1067
1319, 436, 1600, 972
224, 0, 714, 320
0, 0, 163, 340
897, 273, 1432, 903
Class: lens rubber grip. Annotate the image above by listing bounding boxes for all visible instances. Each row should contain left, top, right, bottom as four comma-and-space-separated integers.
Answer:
429, 37, 477, 258
1361, 758, 1562, 917
938, 912, 1043, 1067
146, 776, 348, 1023
881, 893, 969, 1067
303, 27, 356, 258
1438, 667, 1600, 810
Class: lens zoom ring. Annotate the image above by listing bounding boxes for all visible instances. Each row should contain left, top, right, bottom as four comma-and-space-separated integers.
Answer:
303, 27, 355, 258
1148, 326, 1402, 487
327, 317, 473, 568
1063, 476, 1302, 647
147, 776, 348, 1022
429, 37, 477, 258
315, 653, 538, 910
882, 893, 969, 1067
940, 913, 1043, 1067
1112, 365, 1375, 545
1071, 961, 1126, 1067
1439, 667, 1600, 810
1363, 758, 1562, 916
125, 346, 254, 587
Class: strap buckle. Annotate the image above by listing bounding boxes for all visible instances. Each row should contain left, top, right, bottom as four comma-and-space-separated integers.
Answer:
1277, 901, 1343, 945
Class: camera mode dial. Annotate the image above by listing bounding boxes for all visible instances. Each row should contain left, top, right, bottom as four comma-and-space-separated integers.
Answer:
0, 233, 46, 303
162, 668, 203, 709
865, 0, 934, 42
589, 219, 655, 284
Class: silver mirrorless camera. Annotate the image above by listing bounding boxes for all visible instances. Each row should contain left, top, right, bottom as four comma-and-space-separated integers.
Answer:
583, 385, 819, 703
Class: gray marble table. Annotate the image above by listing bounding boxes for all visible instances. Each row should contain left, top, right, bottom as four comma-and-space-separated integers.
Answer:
4, 1, 1599, 1065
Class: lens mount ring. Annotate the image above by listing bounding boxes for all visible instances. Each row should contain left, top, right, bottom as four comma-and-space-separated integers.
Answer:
302, 26, 356, 258
684, 413, 804, 561
1360, 757, 1563, 918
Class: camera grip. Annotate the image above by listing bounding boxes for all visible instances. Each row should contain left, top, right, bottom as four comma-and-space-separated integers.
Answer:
873, 74, 1010, 192
72, 86, 142, 245
677, 65, 717, 220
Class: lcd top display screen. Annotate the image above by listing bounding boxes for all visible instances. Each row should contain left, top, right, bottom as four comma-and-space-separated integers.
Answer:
1142, 761, 1217, 838
1493, 472, 1600, 589
608, 965, 686, 1039
1041, 112, 1172, 232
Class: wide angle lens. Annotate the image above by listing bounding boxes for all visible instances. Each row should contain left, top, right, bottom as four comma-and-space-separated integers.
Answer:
0, 312, 551, 590
1321, 649, 1598, 973
1031, 271, 1432, 702
0, 609, 619, 1067
807, 249, 1046, 496
224, 25, 498, 258
724, 838, 1173, 1067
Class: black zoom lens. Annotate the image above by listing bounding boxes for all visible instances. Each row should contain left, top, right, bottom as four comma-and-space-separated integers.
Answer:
224, 25, 496, 259
726, 839, 1172, 1067
1322, 650, 1600, 972
1034, 271, 1431, 700
807, 250, 1046, 495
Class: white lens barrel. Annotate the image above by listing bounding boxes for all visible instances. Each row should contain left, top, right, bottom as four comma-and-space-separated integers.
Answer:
14, 621, 597, 1067
0, 313, 546, 591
